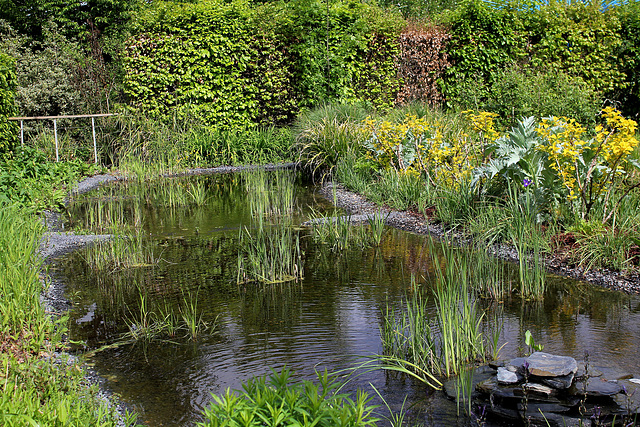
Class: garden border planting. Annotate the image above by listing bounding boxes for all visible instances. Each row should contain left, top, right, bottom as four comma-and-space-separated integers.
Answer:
319, 181, 640, 295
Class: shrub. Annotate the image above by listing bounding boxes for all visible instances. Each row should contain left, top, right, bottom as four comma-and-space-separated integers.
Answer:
438, 0, 527, 108
526, 1, 626, 97
484, 68, 600, 127
0, 51, 18, 153
617, 1, 640, 118
395, 23, 450, 106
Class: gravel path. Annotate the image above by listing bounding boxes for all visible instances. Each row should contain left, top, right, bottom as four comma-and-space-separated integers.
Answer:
318, 182, 640, 295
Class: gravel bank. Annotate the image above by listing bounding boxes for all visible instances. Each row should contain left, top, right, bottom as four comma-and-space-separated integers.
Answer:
318, 182, 640, 295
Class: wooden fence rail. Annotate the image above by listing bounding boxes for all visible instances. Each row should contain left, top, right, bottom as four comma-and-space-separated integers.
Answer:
8, 113, 118, 163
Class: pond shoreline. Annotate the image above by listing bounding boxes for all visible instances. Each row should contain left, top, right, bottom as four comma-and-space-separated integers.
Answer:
35, 165, 640, 425
319, 181, 640, 295
36, 163, 298, 425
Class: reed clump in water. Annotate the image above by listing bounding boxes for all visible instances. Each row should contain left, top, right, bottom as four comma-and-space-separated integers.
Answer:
237, 170, 304, 285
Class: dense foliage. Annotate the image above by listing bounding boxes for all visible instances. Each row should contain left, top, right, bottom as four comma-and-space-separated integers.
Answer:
0, 52, 17, 152
199, 368, 379, 427
438, 0, 640, 121
0, 147, 100, 211
123, 0, 404, 128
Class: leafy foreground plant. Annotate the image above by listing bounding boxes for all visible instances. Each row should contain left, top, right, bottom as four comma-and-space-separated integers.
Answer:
0, 205, 136, 425
198, 368, 379, 427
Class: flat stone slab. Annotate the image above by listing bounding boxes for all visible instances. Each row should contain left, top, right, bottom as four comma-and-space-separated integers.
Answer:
526, 352, 578, 377
613, 379, 640, 413
497, 367, 520, 384
572, 378, 623, 397
542, 373, 574, 389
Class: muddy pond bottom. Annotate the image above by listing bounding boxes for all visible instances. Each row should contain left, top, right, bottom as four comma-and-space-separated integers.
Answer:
56, 172, 640, 426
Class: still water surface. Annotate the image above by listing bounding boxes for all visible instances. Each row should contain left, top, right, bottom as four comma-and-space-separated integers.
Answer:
56, 172, 640, 426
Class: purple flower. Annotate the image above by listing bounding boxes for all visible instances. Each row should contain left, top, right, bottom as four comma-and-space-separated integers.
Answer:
523, 178, 532, 188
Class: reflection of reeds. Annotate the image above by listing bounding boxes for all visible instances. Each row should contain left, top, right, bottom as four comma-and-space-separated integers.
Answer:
237, 170, 303, 285
243, 169, 296, 218
308, 211, 387, 251
237, 224, 303, 285
82, 230, 159, 272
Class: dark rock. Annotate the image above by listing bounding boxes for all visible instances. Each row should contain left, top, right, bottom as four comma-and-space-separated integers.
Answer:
541, 373, 574, 389
507, 357, 527, 373
572, 377, 623, 397
526, 352, 578, 377
443, 365, 495, 401
520, 383, 556, 397
613, 379, 640, 414
517, 402, 573, 414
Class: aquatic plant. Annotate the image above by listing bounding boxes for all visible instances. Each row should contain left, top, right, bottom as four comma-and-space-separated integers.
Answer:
308, 210, 387, 251
81, 230, 159, 272
243, 169, 296, 218
198, 368, 380, 427
237, 224, 303, 285
379, 245, 502, 390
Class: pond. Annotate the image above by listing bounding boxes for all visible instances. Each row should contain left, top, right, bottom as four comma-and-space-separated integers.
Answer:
55, 170, 640, 426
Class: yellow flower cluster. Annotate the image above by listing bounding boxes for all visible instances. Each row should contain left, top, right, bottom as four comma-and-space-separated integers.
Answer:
536, 117, 588, 200
361, 113, 490, 187
596, 106, 639, 167
463, 110, 500, 143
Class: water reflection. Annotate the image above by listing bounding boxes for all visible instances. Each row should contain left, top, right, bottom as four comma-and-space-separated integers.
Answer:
57, 173, 640, 426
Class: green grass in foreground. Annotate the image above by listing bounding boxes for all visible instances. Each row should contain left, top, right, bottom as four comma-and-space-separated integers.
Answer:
0, 204, 136, 426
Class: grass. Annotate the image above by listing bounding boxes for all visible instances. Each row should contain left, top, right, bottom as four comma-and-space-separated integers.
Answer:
111, 113, 294, 180
122, 286, 215, 343
378, 242, 504, 398
307, 209, 387, 251
237, 170, 304, 285
293, 103, 369, 179
0, 205, 135, 425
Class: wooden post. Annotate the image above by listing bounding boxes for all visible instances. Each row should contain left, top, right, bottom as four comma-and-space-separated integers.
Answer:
20, 120, 23, 146
53, 119, 59, 162
92, 117, 97, 164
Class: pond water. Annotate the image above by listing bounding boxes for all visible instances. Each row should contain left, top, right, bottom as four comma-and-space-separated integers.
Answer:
56, 171, 640, 426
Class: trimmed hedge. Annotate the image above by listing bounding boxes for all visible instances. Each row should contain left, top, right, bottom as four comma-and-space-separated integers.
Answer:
123, 0, 404, 128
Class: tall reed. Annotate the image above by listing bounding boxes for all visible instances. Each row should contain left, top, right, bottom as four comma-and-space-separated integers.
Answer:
507, 186, 547, 299
237, 170, 303, 285
0, 205, 47, 344
379, 242, 501, 390
237, 224, 303, 285
308, 211, 387, 251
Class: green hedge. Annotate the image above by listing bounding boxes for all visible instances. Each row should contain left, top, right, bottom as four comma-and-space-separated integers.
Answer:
123, 0, 404, 128
0, 53, 18, 152
438, 0, 640, 120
